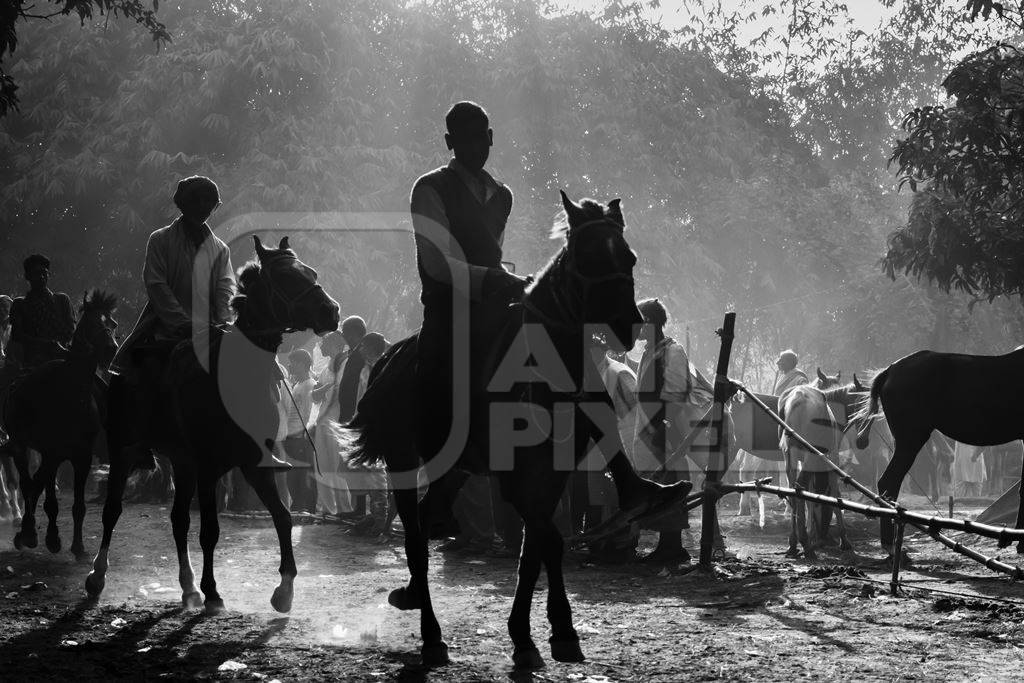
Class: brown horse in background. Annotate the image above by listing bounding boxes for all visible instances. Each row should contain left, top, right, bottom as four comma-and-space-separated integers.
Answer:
858, 348, 1024, 552
86, 237, 339, 613
2, 290, 119, 560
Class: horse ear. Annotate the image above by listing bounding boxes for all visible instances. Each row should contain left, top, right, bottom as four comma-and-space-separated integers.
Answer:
837, 370, 842, 380
816, 367, 826, 383
607, 198, 624, 228
560, 189, 582, 225
279, 236, 290, 251
853, 373, 864, 391
253, 235, 266, 258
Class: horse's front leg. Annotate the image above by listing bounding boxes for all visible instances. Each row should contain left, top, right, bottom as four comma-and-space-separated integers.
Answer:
508, 521, 545, 670
830, 473, 853, 552
69, 452, 92, 562
540, 518, 584, 663
85, 431, 131, 598
43, 461, 62, 554
196, 471, 225, 614
784, 461, 800, 557
243, 465, 295, 614
388, 486, 448, 666
13, 448, 48, 550
171, 459, 201, 608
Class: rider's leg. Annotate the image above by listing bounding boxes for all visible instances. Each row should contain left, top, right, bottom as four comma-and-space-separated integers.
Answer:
119, 351, 159, 471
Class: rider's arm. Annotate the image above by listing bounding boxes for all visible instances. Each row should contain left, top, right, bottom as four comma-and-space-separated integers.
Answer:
55, 293, 75, 345
212, 244, 235, 325
143, 230, 192, 332
410, 182, 509, 302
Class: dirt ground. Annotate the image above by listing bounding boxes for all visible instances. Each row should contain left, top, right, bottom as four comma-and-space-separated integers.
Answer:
3, 491, 1024, 682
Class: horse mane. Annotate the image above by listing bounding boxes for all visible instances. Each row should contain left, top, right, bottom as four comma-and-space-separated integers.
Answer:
548, 198, 624, 239
230, 247, 297, 315
80, 288, 117, 316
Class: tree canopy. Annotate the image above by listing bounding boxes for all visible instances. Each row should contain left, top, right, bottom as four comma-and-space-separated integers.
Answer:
2, 0, 1021, 386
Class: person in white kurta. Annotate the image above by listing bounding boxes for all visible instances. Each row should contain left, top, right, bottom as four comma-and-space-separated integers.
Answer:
312, 332, 354, 516
953, 441, 986, 498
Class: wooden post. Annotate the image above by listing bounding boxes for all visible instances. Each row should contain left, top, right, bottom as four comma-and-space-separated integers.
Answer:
699, 312, 736, 567
948, 495, 954, 518
890, 522, 906, 595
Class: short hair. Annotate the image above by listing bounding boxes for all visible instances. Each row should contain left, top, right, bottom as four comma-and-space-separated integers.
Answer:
341, 315, 366, 339
289, 348, 312, 370
173, 176, 220, 220
637, 298, 668, 328
361, 332, 387, 357
446, 101, 489, 135
23, 254, 50, 275
777, 349, 798, 371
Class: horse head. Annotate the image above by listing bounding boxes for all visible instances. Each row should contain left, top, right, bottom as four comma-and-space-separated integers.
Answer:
72, 289, 119, 369
232, 236, 340, 341
553, 190, 641, 353
814, 367, 841, 389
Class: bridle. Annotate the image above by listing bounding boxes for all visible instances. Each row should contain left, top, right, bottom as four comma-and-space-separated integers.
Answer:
244, 254, 324, 336
521, 217, 635, 331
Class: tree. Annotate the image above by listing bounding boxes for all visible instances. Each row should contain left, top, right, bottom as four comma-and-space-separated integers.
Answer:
0, 0, 168, 116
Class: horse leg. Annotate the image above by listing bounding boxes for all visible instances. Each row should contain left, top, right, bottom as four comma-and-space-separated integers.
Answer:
541, 519, 584, 663
196, 471, 225, 614
43, 460, 61, 554
794, 468, 815, 560
13, 447, 47, 550
171, 461, 201, 608
784, 461, 800, 557
830, 472, 853, 552
85, 454, 130, 598
243, 466, 296, 615
1, 456, 21, 520
1015, 441, 1024, 554
508, 521, 545, 670
878, 432, 928, 549
69, 453, 92, 561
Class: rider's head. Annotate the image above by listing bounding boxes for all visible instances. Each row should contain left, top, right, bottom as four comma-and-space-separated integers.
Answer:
359, 332, 388, 367
341, 316, 367, 349
445, 101, 492, 172
637, 298, 668, 342
777, 349, 798, 372
173, 176, 221, 224
23, 254, 50, 290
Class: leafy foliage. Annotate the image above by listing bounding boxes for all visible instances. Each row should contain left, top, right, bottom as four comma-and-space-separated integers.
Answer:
0, 1, 168, 115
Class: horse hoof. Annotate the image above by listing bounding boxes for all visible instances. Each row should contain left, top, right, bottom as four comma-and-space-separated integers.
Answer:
72, 550, 90, 564
804, 549, 818, 562
421, 641, 450, 667
84, 571, 105, 597
270, 586, 293, 614
46, 535, 61, 554
388, 586, 422, 611
181, 591, 203, 609
204, 598, 226, 615
784, 548, 799, 559
13, 531, 37, 550
550, 636, 585, 663
512, 646, 545, 670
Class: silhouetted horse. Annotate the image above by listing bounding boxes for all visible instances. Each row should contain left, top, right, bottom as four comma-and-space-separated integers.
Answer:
779, 371, 866, 559
85, 237, 339, 612
858, 349, 1024, 552
351, 192, 672, 669
2, 290, 118, 560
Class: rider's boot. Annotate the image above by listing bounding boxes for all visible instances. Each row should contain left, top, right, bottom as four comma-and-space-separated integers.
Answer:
606, 451, 693, 520
257, 439, 293, 471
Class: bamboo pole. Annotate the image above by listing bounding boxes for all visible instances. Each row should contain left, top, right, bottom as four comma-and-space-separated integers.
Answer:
723, 480, 1024, 543
699, 312, 736, 567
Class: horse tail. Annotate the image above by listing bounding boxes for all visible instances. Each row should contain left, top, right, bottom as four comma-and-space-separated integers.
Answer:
346, 334, 419, 469
862, 366, 889, 420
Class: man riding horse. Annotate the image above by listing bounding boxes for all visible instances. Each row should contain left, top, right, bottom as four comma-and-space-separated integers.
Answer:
408, 101, 690, 528
6, 254, 75, 373
111, 175, 289, 471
